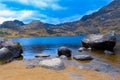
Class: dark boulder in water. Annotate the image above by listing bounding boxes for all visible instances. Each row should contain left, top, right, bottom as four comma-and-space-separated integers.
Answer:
58, 46, 71, 57
82, 31, 116, 50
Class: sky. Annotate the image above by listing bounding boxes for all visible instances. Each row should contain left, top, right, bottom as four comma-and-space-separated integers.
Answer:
0, 0, 112, 24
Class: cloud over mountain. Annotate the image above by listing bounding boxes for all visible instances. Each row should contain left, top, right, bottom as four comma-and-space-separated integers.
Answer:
0, 0, 112, 24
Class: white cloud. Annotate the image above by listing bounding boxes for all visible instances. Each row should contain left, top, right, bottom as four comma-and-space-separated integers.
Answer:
0, 10, 35, 24
0, 1, 80, 24
0, 3, 35, 24
2, 0, 66, 10
35, 14, 82, 24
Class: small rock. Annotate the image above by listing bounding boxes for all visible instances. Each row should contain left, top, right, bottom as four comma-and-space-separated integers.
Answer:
58, 46, 71, 57
104, 50, 114, 55
35, 54, 50, 58
78, 65, 84, 69
73, 55, 93, 60
26, 64, 35, 69
87, 47, 92, 50
39, 58, 65, 70
78, 47, 86, 52
59, 55, 67, 60
69, 72, 81, 77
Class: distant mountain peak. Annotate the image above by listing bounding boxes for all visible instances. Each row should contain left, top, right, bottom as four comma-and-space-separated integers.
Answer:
30, 20, 44, 24
0, 20, 24, 30
13, 20, 24, 26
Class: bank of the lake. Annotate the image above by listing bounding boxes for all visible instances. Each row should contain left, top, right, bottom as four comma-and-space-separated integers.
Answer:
0, 36, 120, 80
12, 36, 120, 70
1, 60, 120, 80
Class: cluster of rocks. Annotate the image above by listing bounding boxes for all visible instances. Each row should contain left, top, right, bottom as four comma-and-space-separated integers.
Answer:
0, 37, 23, 63
26, 46, 94, 70
25, 31, 117, 71
1, 31, 117, 71
36, 31, 117, 70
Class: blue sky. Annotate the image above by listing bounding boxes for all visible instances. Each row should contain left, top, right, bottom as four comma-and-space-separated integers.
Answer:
0, 0, 112, 24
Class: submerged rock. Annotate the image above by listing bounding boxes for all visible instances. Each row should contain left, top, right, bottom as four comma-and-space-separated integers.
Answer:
82, 31, 116, 50
78, 47, 86, 52
35, 54, 50, 58
59, 55, 67, 60
26, 64, 35, 69
87, 47, 92, 50
73, 55, 93, 60
39, 58, 65, 70
84, 60, 119, 72
58, 46, 71, 57
104, 50, 114, 55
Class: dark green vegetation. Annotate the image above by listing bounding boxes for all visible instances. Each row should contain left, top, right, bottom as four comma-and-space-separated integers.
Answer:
0, 0, 120, 38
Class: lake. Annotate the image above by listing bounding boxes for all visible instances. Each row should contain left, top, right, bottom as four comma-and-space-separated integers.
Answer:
12, 36, 120, 70
12, 36, 84, 59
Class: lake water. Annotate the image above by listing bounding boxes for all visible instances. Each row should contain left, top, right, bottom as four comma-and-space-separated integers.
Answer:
12, 36, 84, 59
12, 36, 120, 70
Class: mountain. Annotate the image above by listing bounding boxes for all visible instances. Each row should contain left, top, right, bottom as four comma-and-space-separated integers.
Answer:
44, 0, 120, 35
78, 0, 120, 34
0, 20, 24, 30
0, 0, 120, 37
20, 20, 48, 37
51, 0, 120, 35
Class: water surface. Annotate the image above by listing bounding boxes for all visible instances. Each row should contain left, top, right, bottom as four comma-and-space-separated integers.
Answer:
12, 36, 84, 59
12, 36, 120, 70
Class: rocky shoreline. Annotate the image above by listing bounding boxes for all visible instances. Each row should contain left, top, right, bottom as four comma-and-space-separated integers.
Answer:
0, 31, 120, 80
1, 60, 120, 80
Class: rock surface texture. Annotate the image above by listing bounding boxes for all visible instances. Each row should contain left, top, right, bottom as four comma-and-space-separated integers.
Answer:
0, 37, 23, 62
82, 31, 116, 50
73, 55, 93, 60
39, 58, 65, 70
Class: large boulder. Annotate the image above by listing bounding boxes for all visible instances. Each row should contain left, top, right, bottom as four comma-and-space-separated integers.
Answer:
0, 37, 23, 62
0, 47, 13, 61
82, 31, 116, 50
58, 46, 71, 57
39, 58, 65, 70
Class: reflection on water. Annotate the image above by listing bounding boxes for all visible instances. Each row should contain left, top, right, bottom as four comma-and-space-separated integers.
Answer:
12, 36, 84, 59
12, 36, 120, 70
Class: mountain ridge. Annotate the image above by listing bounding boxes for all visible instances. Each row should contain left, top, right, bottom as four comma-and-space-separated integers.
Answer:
0, 0, 120, 37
